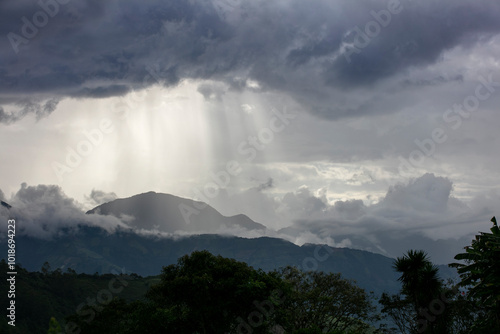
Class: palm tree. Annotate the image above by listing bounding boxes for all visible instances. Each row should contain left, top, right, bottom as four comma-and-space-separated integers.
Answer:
393, 250, 443, 333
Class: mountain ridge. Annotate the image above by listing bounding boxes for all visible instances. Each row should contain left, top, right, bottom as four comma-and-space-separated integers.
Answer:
86, 191, 266, 233
0, 190, 460, 297
1, 225, 458, 296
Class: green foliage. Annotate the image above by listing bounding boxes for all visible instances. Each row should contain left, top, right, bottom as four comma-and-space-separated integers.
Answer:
393, 250, 442, 311
445, 286, 484, 334
41, 262, 51, 275
6, 218, 500, 334
450, 216, 500, 331
66, 250, 290, 333
381, 250, 450, 334
47, 317, 61, 334
292, 329, 323, 334
66, 298, 150, 334
146, 250, 283, 333
379, 292, 416, 334
0, 259, 151, 334
382, 217, 500, 334
277, 266, 376, 333
65, 251, 381, 333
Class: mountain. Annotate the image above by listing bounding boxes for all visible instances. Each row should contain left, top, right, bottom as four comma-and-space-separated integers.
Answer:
1, 191, 459, 298
86, 191, 266, 233
2, 225, 458, 296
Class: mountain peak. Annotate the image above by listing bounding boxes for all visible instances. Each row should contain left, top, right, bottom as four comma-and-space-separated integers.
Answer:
87, 192, 265, 233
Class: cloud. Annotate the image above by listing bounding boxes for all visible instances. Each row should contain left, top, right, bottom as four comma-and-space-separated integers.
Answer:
379, 173, 453, 214
197, 82, 227, 101
74, 85, 132, 99
280, 230, 353, 249
0, 184, 271, 242
0, 99, 59, 124
1, 0, 500, 122
279, 186, 328, 219
0, 183, 126, 239
0, 175, 497, 264
261, 173, 499, 263
256, 178, 273, 191
85, 189, 118, 207
325, 1, 500, 87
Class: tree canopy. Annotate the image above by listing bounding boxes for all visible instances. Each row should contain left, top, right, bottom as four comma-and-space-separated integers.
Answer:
277, 266, 376, 333
450, 216, 500, 331
146, 250, 284, 333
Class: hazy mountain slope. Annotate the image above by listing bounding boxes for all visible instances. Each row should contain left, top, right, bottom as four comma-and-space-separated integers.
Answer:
86, 191, 266, 233
1, 225, 461, 296
1, 191, 459, 298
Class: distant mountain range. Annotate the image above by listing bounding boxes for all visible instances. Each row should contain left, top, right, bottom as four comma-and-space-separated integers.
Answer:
1, 191, 459, 296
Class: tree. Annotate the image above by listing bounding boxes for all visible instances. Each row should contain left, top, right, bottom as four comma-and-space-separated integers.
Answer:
276, 266, 376, 333
47, 317, 62, 334
67, 298, 141, 334
450, 216, 500, 332
445, 286, 483, 334
393, 250, 442, 313
64, 251, 285, 334
379, 293, 416, 334
382, 250, 448, 334
146, 250, 283, 333
41, 261, 51, 275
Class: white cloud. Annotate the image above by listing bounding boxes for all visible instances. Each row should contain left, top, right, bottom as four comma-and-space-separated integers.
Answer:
0, 184, 126, 239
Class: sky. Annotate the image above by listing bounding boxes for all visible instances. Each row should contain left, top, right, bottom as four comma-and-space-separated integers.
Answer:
1, 0, 499, 264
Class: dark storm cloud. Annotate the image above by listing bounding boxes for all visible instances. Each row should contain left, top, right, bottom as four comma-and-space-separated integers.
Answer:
1, 0, 500, 122
0, 98, 59, 124
197, 82, 227, 101
74, 85, 132, 99
400, 74, 464, 88
328, 1, 500, 87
